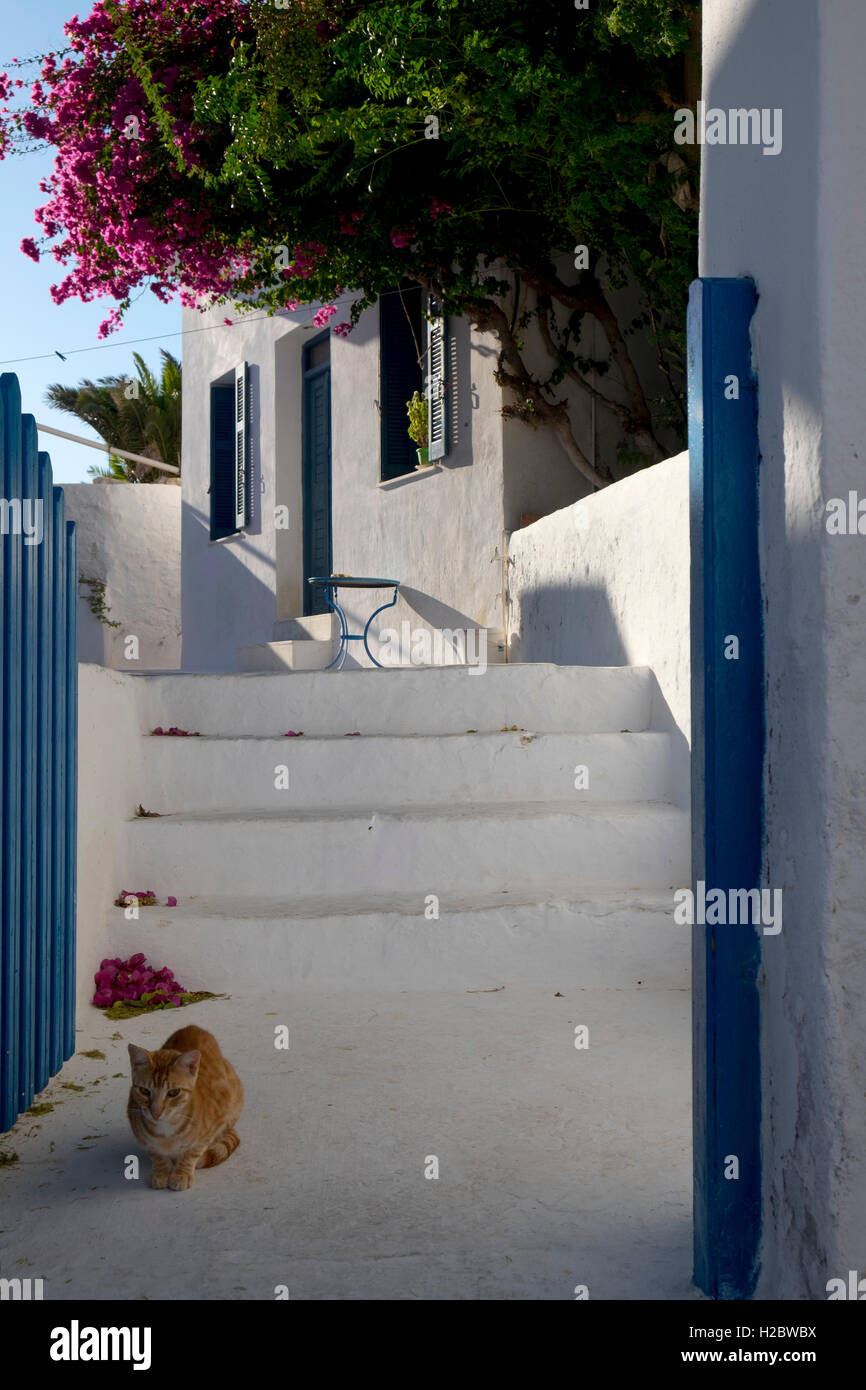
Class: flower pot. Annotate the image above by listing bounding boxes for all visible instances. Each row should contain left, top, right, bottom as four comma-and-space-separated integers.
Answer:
415, 446, 430, 468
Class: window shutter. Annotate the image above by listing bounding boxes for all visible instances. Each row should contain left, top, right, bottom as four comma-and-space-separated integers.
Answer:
234, 361, 250, 529
427, 300, 448, 461
210, 383, 236, 540
380, 284, 424, 480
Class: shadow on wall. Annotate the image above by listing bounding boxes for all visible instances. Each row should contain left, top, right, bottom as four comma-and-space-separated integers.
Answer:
512, 579, 689, 808
512, 579, 629, 667
398, 585, 481, 631
181, 501, 277, 671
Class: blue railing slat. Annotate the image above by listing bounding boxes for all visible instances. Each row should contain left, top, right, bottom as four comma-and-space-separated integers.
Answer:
34, 455, 53, 1093
63, 519, 77, 1060
1, 374, 24, 1133
49, 487, 68, 1078
17, 416, 39, 1112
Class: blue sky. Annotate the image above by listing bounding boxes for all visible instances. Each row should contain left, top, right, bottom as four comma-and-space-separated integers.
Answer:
0, 0, 180, 483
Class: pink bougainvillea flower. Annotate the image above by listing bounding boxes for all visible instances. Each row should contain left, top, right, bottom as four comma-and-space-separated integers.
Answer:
333, 321, 352, 338
114, 889, 158, 907
390, 226, 415, 249
165, 895, 177, 907
92, 951, 186, 1009
0, 3, 353, 341
429, 199, 455, 220
344, 731, 361, 737
284, 730, 304, 737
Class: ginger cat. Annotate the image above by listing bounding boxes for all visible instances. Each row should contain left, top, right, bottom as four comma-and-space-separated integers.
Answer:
127, 1025, 243, 1191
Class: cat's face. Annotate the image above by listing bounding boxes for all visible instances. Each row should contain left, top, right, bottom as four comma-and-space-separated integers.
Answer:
128, 1043, 200, 1123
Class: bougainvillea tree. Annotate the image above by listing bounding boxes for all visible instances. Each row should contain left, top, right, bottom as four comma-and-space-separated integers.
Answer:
0, 0, 699, 488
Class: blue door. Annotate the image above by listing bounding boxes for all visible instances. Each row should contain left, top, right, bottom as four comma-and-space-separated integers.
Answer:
302, 333, 332, 616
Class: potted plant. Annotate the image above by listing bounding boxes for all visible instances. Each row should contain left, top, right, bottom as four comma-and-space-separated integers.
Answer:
406, 390, 431, 467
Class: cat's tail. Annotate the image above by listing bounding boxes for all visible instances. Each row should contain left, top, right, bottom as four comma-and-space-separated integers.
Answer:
200, 1127, 240, 1168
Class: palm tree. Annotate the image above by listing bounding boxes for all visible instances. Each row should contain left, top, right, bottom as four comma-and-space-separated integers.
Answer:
45, 349, 182, 482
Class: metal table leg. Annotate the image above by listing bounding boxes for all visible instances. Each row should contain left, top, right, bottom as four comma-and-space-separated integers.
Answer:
363, 584, 400, 667
321, 587, 350, 671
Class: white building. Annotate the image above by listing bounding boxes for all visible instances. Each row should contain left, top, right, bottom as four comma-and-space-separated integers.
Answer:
179, 279, 677, 672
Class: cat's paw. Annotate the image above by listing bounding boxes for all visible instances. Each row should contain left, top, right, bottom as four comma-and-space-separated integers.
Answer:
150, 1170, 169, 1190
168, 1171, 194, 1191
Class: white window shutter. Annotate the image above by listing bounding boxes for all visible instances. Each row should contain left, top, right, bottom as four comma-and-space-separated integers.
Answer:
234, 362, 249, 529
426, 301, 448, 461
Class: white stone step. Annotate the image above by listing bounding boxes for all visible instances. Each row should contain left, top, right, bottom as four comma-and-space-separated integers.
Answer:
138, 731, 674, 813
272, 613, 336, 642
95, 888, 688, 995
131, 664, 654, 737
236, 638, 336, 672
119, 800, 688, 898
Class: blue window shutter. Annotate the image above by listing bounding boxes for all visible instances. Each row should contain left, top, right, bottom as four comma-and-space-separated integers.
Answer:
210, 363, 250, 539
210, 383, 235, 540
234, 362, 249, 529
427, 299, 449, 461
380, 284, 423, 479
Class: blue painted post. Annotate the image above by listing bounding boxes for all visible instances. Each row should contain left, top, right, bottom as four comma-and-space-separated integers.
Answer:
688, 278, 764, 1299
1, 375, 23, 1133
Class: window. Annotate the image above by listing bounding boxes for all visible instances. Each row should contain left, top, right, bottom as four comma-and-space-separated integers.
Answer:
380, 281, 425, 481
210, 362, 250, 539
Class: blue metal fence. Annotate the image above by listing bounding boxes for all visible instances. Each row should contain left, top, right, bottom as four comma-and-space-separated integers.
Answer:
1, 372, 77, 1132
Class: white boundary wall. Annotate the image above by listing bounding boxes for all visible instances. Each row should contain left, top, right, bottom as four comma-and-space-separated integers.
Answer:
64, 483, 181, 671
507, 452, 690, 807
76, 665, 145, 1014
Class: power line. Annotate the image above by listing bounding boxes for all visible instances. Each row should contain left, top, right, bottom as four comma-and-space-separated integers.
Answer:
0, 315, 270, 366
0, 285, 425, 369
0, 294, 363, 367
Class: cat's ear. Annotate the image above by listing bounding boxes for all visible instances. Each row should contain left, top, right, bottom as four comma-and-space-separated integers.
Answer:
175, 1050, 201, 1081
128, 1043, 150, 1070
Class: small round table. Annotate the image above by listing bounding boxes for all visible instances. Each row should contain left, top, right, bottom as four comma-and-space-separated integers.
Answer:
308, 576, 401, 670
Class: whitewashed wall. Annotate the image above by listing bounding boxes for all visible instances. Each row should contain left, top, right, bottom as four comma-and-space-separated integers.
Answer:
508, 452, 690, 807
181, 306, 286, 671
64, 482, 181, 670
76, 665, 146, 1014
703, 0, 866, 1297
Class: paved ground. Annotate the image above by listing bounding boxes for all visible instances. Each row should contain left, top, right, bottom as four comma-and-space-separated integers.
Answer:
0, 983, 699, 1301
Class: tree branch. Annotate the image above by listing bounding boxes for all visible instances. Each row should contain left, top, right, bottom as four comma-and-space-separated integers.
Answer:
535, 293, 631, 427
464, 294, 610, 490
518, 266, 666, 464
